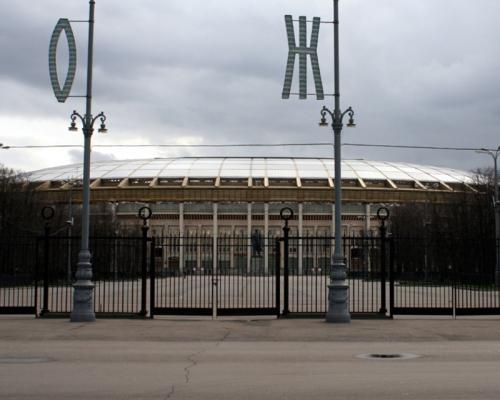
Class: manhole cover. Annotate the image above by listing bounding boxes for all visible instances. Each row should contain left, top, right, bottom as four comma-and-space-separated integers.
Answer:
357, 353, 420, 360
0, 357, 54, 364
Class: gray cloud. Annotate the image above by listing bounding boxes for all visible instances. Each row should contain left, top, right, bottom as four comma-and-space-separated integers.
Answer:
67, 150, 115, 165
1, 0, 500, 173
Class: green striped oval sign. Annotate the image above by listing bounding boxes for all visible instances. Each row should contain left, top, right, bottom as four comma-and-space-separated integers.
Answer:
49, 18, 77, 103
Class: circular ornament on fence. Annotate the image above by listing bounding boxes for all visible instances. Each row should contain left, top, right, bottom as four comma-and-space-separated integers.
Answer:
280, 207, 294, 221
41, 206, 55, 221
138, 206, 152, 221
377, 206, 390, 222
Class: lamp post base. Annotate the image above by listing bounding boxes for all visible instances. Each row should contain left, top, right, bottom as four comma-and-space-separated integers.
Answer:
326, 282, 351, 323
70, 282, 95, 322
325, 256, 351, 323
70, 250, 96, 322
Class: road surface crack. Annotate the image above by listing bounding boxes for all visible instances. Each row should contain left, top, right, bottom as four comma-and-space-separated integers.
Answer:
163, 385, 175, 400
166, 327, 231, 399
184, 327, 231, 384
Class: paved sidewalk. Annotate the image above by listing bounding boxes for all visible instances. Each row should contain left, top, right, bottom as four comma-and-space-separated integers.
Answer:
1, 316, 500, 399
1, 315, 500, 342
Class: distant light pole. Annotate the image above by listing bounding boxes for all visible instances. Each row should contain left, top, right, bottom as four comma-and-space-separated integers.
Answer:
65, 0, 108, 322
318, 0, 356, 323
476, 146, 500, 285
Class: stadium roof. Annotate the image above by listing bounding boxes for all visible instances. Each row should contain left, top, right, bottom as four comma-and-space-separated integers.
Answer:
29, 157, 474, 187
29, 157, 478, 204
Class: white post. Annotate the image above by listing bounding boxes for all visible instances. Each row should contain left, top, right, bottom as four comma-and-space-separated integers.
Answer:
213, 203, 218, 318
298, 203, 304, 275
264, 203, 269, 274
365, 203, 371, 274
247, 203, 252, 274
213, 203, 218, 273
179, 202, 184, 274
364, 204, 371, 235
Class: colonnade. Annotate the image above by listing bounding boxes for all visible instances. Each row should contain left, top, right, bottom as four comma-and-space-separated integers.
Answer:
135, 202, 376, 276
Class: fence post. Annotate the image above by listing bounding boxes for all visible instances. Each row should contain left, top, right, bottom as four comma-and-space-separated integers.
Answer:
389, 236, 395, 318
137, 206, 152, 317
34, 238, 40, 317
379, 226, 387, 315
283, 228, 289, 316
280, 208, 293, 316
40, 206, 54, 316
140, 224, 149, 317
275, 239, 281, 318
149, 237, 156, 319
377, 207, 390, 316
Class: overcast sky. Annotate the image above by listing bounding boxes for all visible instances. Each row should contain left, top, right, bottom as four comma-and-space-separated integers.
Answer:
1, 0, 499, 173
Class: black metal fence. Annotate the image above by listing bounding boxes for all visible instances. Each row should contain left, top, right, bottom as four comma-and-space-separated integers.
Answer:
0, 237, 38, 314
0, 234, 150, 317
38, 236, 149, 316
150, 234, 387, 316
1, 233, 499, 318
391, 237, 500, 315
151, 235, 280, 316
283, 236, 385, 315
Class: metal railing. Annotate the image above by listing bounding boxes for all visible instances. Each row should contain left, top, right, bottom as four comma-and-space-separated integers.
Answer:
150, 235, 280, 317
0, 236, 39, 314
391, 236, 500, 315
1, 234, 499, 318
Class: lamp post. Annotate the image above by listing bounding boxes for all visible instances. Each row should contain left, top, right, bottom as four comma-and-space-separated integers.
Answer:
68, 0, 108, 322
476, 146, 500, 285
318, 0, 355, 323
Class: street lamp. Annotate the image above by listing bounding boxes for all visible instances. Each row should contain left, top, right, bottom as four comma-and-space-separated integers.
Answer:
476, 146, 500, 285
318, 0, 356, 323
66, 0, 107, 322
68, 110, 107, 323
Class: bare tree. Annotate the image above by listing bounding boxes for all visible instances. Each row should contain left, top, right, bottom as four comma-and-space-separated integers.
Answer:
0, 164, 42, 237
390, 169, 495, 282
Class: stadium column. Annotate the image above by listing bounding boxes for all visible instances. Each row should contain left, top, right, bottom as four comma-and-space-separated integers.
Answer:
364, 204, 371, 234
247, 203, 252, 274
298, 203, 303, 275
179, 202, 184, 275
264, 203, 269, 274
364, 204, 372, 274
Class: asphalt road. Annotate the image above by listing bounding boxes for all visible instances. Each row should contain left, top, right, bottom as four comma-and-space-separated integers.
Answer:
1, 317, 500, 399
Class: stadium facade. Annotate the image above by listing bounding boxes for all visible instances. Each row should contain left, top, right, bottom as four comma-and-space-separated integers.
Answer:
29, 156, 476, 238
26, 156, 480, 276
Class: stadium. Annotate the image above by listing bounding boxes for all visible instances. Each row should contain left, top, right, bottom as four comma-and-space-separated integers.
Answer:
29, 156, 477, 238
2, 155, 494, 319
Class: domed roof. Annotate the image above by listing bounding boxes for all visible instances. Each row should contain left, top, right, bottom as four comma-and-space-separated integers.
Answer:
29, 157, 474, 187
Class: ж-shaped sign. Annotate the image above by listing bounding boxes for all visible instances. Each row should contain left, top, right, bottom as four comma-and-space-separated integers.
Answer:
49, 18, 77, 103
282, 15, 324, 100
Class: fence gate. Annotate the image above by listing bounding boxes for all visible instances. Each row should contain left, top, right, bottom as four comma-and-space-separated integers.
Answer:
35, 235, 150, 317
150, 236, 280, 317
47, 236, 149, 317
280, 236, 388, 317
391, 237, 500, 316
